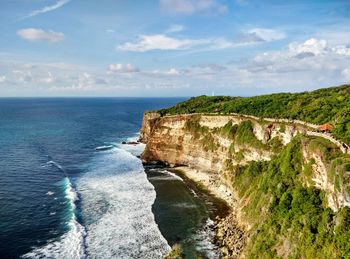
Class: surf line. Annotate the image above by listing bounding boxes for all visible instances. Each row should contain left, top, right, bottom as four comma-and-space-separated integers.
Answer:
45, 159, 88, 258
55, 158, 88, 259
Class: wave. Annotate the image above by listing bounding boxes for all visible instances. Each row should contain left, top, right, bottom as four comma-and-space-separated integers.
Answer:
42, 160, 65, 173
77, 147, 170, 258
125, 133, 141, 143
95, 145, 114, 151
149, 169, 184, 182
189, 188, 198, 197
116, 139, 145, 157
22, 177, 87, 259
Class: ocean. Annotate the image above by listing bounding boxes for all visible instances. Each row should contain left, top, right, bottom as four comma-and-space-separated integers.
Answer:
0, 98, 224, 259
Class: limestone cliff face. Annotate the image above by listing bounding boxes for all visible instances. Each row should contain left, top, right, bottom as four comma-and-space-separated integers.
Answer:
140, 112, 350, 212
139, 112, 161, 143
302, 143, 350, 211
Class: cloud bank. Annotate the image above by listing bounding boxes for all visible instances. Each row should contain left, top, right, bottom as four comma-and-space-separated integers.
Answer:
2, 38, 350, 96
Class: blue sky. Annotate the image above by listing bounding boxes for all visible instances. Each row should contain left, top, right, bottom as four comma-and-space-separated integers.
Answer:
0, 0, 350, 96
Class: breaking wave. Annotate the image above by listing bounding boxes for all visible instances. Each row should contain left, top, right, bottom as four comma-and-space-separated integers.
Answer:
22, 177, 87, 259
77, 147, 170, 258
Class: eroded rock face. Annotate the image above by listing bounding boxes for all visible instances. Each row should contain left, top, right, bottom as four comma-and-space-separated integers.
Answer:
302, 144, 350, 211
142, 113, 301, 169
139, 112, 161, 143
141, 113, 349, 210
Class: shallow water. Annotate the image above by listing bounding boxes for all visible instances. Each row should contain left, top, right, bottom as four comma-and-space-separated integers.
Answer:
146, 167, 230, 259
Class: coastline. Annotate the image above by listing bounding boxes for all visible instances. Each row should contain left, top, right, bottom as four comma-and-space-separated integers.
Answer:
172, 166, 236, 208
168, 166, 246, 258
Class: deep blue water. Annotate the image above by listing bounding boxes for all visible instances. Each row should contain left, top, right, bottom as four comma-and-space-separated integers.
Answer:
0, 98, 222, 259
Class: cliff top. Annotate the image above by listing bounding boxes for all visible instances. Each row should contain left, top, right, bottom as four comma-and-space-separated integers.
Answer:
153, 84, 350, 144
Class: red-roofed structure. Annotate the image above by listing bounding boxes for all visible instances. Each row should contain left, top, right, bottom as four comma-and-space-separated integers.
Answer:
319, 124, 333, 132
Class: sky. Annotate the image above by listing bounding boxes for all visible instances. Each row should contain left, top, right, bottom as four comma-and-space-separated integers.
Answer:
0, 0, 350, 97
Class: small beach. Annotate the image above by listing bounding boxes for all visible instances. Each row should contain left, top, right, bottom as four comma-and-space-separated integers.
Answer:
144, 164, 233, 258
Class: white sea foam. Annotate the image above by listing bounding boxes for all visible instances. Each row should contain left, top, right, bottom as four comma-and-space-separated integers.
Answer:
189, 188, 198, 197
22, 177, 86, 259
155, 169, 184, 182
46, 191, 55, 196
117, 141, 145, 158
192, 218, 220, 259
77, 147, 170, 258
126, 134, 140, 143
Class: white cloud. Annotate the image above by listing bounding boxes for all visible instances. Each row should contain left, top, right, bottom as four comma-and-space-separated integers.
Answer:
342, 68, 350, 81
247, 28, 286, 42
236, 28, 286, 45
166, 24, 185, 33
0, 76, 6, 83
289, 38, 328, 57
2, 37, 349, 96
119, 27, 285, 53
243, 38, 350, 89
12, 70, 33, 83
108, 63, 139, 73
118, 34, 206, 52
165, 68, 181, 75
22, 0, 71, 19
160, 0, 227, 15
332, 45, 350, 56
39, 72, 56, 84
72, 72, 95, 90
151, 68, 181, 76
17, 28, 65, 43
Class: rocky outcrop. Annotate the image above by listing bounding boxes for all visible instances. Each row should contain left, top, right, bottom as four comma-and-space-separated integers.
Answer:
139, 112, 161, 143
140, 112, 350, 257
216, 213, 245, 258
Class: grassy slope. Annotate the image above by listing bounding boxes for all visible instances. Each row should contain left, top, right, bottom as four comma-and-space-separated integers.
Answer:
183, 118, 350, 258
156, 85, 350, 144
230, 136, 350, 258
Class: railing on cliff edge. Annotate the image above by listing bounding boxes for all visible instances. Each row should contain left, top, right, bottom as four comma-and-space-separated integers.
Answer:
157, 112, 350, 155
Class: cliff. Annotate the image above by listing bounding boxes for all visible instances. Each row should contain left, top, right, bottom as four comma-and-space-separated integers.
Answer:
141, 112, 350, 258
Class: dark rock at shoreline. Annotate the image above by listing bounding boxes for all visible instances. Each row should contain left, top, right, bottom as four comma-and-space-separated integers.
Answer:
216, 213, 246, 258
121, 141, 139, 145
142, 160, 167, 167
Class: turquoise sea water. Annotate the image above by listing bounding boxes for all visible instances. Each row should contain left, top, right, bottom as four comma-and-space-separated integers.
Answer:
0, 98, 223, 258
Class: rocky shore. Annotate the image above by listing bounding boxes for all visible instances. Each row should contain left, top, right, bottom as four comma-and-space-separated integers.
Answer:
172, 166, 246, 258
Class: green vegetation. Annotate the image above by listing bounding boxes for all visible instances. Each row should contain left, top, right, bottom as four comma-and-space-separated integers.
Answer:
165, 244, 184, 259
185, 118, 269, 154
184, 118, 218, 151
235, 120, 266, 149
225, 136, 350, 258
220, 121, 238, 139
156, 85, 350, 144
268, 136, 283, 153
